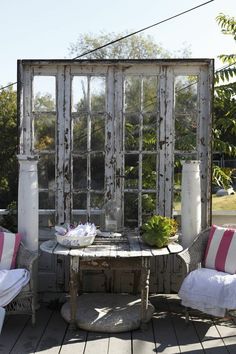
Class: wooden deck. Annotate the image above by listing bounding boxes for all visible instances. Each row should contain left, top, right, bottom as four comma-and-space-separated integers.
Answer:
1, 295, 236, 354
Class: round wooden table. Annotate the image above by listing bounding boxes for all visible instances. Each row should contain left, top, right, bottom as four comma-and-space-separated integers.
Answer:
40, 231, 183, 330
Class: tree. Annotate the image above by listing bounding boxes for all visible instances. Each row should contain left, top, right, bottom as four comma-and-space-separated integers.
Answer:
33, 93, 56, 151
213, 14, 236, 189
0, 87, 18, 209
69, 31, 172, 59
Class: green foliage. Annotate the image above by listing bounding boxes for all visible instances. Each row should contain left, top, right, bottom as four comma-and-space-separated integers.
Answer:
33, 93, 56, 151
0, 87, 18, 208
0, 201, 17, 232
216, 13, 236, 39
34, 93, 55, 112
212, 166, 232, 189
69, 32, 171, 59
212, 13, 236, 188
214, 14, 236, 88
141, 215, 178, 248
215, 66, 236, 84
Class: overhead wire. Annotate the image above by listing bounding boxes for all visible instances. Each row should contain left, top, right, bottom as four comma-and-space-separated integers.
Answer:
0, 82, 17, 91
1, 0, 234, 93
0, 0, 215, 91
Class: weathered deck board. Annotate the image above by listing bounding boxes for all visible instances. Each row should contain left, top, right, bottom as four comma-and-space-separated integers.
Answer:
0, 314, 29, 353
85, 332, 109, 354
10, 306, 53, 354
214, 319, 236, 354
60, 327, 87, 354
152, 313, 180, 353
132, 321, 155, 354
108, 331, 132, 354
167, 297, 205, 353
0, 295, 235, 354
35, 309, 68, 353
193, 317, 229, 354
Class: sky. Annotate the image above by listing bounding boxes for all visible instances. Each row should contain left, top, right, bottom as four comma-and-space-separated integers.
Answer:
0, 0, 235, 88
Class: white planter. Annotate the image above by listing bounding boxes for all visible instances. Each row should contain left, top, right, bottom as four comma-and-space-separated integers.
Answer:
181, 160, 201, 249
17, 155, 39, 252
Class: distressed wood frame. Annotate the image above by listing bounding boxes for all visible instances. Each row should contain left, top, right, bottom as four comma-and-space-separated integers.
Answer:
18, 59, 213, 294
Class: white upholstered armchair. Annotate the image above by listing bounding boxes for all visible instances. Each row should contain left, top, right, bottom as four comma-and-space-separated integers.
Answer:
177, 226, 236, 321
0, 226, 38, 325
5, 243, 38, 325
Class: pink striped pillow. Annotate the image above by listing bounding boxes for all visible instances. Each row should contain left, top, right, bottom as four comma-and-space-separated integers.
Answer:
204, 225, 236, 274
0, 232, 21, 270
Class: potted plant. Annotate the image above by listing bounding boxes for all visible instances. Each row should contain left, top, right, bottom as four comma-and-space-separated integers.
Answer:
141, 215, 178, 248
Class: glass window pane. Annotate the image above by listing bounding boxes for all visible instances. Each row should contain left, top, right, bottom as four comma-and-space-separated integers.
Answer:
91, 76, 106, 112
34, 113, 56, 151
143, 76, 158, 112
91, 193, 104, 209
38, 154, 55, 190
125, 114, 139, 151
39, 214, 55, 228
73, 193, 87, 209
142, 193, 156, 222
72, 76, 88, 112
33, 76, 56, 112
143, 113, 157, 151
73, 156, 87, 190
175, 76, 198, 151
142, 154, 156, 189
91, 153, 104, 190
125, 76, 141, 112
91, 115, 105, 151
39, 191, 55, 209
72, 214, 87, 225
175, 112, 198, 151
73, 114, 87, 152
90, 214, 102, 226
125, 154, 139, 189
124, 193, 138, 227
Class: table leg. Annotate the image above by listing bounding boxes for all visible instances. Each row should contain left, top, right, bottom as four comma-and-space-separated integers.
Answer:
69, 256, 79, 329
140, 257, 151, 325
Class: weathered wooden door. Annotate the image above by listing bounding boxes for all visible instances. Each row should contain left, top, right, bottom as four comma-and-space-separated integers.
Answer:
18, 59, 213, 296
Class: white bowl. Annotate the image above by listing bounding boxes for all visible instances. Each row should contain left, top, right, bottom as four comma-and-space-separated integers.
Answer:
56, 233, 96, 248
55, 223, 97, 248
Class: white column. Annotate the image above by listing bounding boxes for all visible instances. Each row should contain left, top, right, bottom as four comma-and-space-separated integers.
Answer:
17, 155, 39, 252
181, 160, 201, 249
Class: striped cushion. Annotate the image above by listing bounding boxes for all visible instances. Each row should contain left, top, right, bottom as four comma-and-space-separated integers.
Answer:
0, 232, 21, 270
204, 225, 236, 274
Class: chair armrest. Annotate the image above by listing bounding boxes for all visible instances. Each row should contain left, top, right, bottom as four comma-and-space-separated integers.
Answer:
16, 243, 38, 272
177, 227, 210, 275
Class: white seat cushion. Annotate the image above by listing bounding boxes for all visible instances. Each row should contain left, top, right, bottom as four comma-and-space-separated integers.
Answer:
179, 268, 236, 317
0, 269, 30, 307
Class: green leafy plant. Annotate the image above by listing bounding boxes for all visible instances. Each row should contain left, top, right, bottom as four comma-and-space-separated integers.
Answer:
141, 215, 178, 248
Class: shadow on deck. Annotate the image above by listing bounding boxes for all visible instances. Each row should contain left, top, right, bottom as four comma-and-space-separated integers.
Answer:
0, 294, 236, 354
